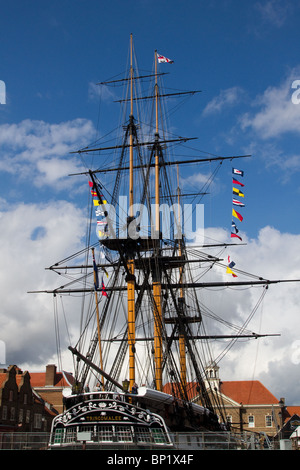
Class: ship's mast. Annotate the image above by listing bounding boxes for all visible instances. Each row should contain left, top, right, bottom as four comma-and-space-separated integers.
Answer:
152, 50, 163, 391
127, 33, 136, 392
92, 247, 104, 390
177, 165, 187, 389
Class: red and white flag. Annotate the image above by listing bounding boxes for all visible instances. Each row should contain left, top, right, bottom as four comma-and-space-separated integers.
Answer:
157, 53, 174, 64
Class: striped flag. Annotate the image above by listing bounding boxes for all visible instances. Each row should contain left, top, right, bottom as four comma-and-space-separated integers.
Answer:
232, 168, 244, 177
232, 199, 245, 207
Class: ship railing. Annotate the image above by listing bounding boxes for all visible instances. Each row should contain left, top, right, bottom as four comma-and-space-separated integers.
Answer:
49, 424, 172, 448
0, 431, 282, 450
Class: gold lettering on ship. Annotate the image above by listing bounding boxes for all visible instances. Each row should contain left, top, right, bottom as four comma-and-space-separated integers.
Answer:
86, 415, 122, 421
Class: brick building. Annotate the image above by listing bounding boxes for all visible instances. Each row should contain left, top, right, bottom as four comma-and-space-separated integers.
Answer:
200, 363, 288, 436
29, 364, 74, 414
0, 365, 56, 432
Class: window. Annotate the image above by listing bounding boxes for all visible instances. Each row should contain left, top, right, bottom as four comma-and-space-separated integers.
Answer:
26, 410, 30, 423
248, 415, 255, 428
265, 415, 273, 427
24, 393, 28, 405
2, 405, 7, 420
34, 413, 42, 429
9, 390, 14, 402
135, 427, 152, 443
19, 408, 24, 424
97, 425, 114, 442
10, 407, 15, 421
53, 428, 64, 444
116, 426, 133, 442
226, 415, 232, 424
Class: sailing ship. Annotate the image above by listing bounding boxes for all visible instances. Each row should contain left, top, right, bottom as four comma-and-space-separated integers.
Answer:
31, 36, 296, 450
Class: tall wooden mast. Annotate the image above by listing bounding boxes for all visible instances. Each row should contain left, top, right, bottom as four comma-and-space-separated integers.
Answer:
127, 33, 136, 391
177, 165, 187, 389
91, 247, 104, 390
152, 50, 163, 391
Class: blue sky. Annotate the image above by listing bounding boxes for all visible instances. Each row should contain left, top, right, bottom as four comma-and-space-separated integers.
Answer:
1, 0, 300, 236
1, 0, 300, 404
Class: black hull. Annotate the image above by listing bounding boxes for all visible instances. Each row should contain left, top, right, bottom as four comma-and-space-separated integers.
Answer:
49, 389, 221, 449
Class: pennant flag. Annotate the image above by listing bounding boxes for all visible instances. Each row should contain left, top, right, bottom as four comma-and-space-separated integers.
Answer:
232, 168, 244, 177
94, 199, 107, 206
226, 267, 238, 277
227, 255, 238, 276
88, 181, 94, 187
232, 178, 244, 187
232, 208, 243, 222
102, 267, 109, 278
92, 252, 99, 290
231, 232, 242, 241
157, 53, 174, 64
232, 198, 245, 207
101, 277, 108, 297
95, 209, 105, 217
231, 221, 239, 233
233, 187, 244, 197
91, 190, 97, 197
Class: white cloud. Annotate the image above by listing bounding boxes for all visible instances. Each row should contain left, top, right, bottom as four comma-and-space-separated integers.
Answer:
192, 226, 300, 404
203, 87, 245, 115
1, 202, 299, 404
0, 118, 95, 189
0, 200, 87, 367
255, 0, 291, 28
88, 82, 117, 102
240, 68, 300, 139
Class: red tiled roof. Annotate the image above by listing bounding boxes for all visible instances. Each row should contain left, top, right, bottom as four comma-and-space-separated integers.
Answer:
30, 371, 74, 388
220, 380, 279, 405
0, 373, 8, 388
286, 406, 300, 418
163, 380, 280, 406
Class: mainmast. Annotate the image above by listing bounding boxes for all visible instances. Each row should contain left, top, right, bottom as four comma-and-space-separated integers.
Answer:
152, 50, 163, 391
127, 33, 136, 392
177, 165, 187, 390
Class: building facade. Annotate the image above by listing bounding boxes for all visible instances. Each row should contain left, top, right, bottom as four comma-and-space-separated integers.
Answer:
0, 365, 56, 433
201, 363, 287, 437
29, 364, 74, 414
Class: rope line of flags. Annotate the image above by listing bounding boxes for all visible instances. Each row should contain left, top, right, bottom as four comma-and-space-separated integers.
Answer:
231, 167, 244, 241
89, 181, 109, 297
227, 168, 245, 278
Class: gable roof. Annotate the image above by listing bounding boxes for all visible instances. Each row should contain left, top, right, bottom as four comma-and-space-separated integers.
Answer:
286, 406, 300, 418
220, 380, 279, 405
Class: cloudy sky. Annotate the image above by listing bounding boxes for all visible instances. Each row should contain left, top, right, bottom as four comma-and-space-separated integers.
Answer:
1, 0, 300, 405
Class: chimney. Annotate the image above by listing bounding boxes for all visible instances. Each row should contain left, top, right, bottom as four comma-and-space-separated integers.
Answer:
45, 364, 57, 386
